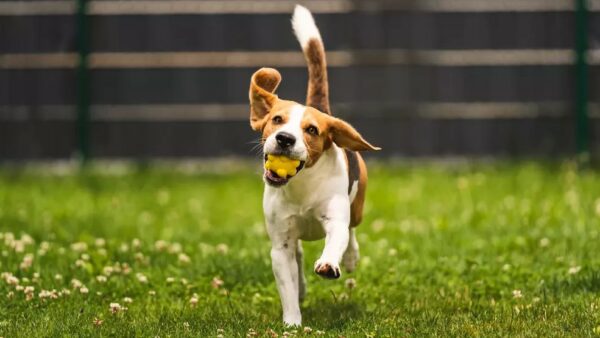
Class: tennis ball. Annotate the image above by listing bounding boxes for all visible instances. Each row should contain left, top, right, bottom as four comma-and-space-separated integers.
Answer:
264, 155, 301, 178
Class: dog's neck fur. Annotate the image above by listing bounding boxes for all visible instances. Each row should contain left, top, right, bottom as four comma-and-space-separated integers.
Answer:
266, 145, 343, 204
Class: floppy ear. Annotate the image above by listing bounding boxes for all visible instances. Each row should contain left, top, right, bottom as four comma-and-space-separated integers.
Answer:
249, 68, 281, 131
329, 117, 381, 151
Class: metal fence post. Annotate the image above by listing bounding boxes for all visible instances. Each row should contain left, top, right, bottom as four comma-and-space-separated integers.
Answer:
575, 0, 590, 158
76, 0, 91, 164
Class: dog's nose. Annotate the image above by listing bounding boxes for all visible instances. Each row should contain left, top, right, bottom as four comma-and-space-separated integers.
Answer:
276, 132, 296, 148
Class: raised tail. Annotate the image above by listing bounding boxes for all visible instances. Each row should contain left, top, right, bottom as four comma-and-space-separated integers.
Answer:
292, 5, 331, 115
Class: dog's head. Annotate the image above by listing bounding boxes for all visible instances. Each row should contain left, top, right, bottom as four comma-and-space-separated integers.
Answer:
249, 68, 380, 187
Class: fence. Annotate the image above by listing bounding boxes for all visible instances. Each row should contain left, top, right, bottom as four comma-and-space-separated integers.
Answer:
1, 0, 599, 160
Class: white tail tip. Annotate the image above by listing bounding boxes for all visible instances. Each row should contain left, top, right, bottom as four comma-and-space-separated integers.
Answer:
292, 4, 322, 48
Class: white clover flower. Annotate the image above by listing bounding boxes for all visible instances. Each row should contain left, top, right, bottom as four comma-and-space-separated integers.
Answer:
96, 275, 107, 283
345, 278, 356, 290
24, 286, 35, 294
512, 289, 523, 299
39, 289, 58, 299
20, 253, 34, 270
568, 266, 582, 275
154, 240, 168, 252
71, 242, 88, 252
216, 243, 229, 254
103, 266, 114, 276
148, 290, 156, 296
121, 263, 132, 275
80, 286, 89, 294
40, 241, 50, 251
6, 275, 19, 286
134, 252, 145, 262
12, 241, 24, 253
189, 294, 199, 308
178, 253, 191, 264
21, 234, 34, 245
166, 277, 175, 284
136, 273, 148, 284
71, 279, 83, 289
110, 302, 122, 314
168, 243, 182, 254
95, 238, 106, 247
211, 277, 224, 289
123, 297, 133, 303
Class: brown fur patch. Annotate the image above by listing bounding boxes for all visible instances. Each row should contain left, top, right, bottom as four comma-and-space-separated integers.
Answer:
249, 68, 281, 131
300, 107, 332, 167
349, 152, 367, 227
304, 39, 330, 115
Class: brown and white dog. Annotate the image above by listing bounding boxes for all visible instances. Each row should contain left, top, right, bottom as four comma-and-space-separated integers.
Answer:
248, 5, 380, 325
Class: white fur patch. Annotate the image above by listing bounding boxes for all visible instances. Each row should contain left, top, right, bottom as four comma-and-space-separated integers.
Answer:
349, 180, 359, 203
292, 5, 322, 49
263, 104, 308, 161
279, 104, 305, 149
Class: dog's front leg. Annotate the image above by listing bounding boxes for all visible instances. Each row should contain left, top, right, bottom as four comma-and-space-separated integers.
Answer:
314, 195, 351, 279
268, 227, 302, 326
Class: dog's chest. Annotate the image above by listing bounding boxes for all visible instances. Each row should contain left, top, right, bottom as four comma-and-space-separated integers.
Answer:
293, 210, 327, 241
266, 200, 327, 241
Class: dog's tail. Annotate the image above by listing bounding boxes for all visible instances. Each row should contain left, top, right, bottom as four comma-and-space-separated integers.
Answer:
292, 5, 331, 115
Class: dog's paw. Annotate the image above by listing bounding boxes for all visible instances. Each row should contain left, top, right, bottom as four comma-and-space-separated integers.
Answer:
314, 259, 341, 279
283, 316, 302, 327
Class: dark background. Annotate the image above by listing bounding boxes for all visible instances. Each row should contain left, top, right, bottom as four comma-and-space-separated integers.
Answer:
1, 0, 599, 160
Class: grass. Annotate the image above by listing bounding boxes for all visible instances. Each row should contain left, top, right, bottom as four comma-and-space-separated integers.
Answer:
1, 161, 600, 337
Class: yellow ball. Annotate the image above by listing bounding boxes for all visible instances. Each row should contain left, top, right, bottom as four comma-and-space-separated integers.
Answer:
264, 155, 301, 178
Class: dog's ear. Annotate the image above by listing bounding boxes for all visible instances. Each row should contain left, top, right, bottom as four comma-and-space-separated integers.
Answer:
328, 117, 381, 151
249, 68, 281, 131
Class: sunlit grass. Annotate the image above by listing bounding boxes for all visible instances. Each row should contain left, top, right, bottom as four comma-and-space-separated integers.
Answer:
0, 161, 599, 337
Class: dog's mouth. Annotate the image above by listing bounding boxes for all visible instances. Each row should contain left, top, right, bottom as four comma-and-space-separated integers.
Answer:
263, 153, 305, 187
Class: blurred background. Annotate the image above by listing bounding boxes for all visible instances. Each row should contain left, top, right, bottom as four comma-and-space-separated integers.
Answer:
1, 0, 599, 161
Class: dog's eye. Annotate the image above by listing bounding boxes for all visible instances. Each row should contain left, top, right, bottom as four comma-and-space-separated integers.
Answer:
272, 116, 283, 124
305, 126, 318, 135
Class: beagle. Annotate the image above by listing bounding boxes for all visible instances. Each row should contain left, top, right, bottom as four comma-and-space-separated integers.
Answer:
248, 5, 380, 326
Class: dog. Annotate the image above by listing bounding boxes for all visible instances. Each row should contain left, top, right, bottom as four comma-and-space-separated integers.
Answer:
248, 5, 380, 326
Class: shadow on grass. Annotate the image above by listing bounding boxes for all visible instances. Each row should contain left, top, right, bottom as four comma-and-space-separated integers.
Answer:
302, 298, 367, 330
545, 269, 600, 297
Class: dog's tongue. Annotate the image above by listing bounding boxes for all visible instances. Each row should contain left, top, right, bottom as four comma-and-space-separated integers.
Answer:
266, 170, 288, 183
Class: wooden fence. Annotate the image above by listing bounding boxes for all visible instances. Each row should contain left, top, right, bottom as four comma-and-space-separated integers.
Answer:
1, 0, 599, 160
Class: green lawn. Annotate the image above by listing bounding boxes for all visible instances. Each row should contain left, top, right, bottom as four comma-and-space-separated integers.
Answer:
1, 161, 600, 337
